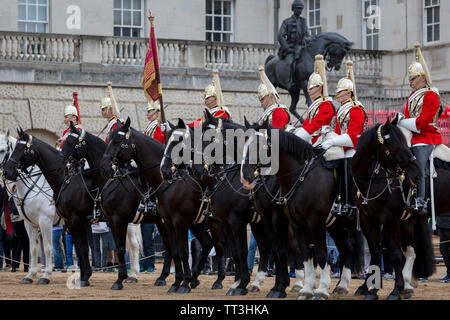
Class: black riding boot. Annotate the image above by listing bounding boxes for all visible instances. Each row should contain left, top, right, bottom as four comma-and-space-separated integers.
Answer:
331, 159, 354, 218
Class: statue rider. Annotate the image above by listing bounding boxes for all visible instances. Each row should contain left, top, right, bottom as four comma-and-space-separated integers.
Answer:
278, 0, 312, 91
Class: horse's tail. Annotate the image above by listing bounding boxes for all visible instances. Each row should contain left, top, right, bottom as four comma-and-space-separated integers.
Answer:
350, 229, 365, 275
412, 218, 436, 279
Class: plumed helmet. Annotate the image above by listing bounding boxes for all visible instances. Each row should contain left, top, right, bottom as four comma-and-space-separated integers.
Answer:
307, 55, 328, 96
292, 0, 304, 10
336, 61, 357, 100
257, 83, 271, 101
147, 100, 161, 111
408, 42, 431, 85
64, 105, 78, 117
257, 66, 280, 102
101, 97, 112, 109
204, 84, 217, 99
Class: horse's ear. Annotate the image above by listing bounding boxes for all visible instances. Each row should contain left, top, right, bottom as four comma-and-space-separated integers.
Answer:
177, 118, 186, 129
167, 120, 176, 131
124, 117, 131, 129
70, 121, 77, 132
244, 116, 250, 129
391, 113, 400, 126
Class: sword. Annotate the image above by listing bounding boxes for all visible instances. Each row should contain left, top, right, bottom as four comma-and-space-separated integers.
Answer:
429, 150, 436, 231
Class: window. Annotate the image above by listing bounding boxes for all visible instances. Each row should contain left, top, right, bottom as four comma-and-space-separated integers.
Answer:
362, 0, 380, 50
206, 0, 233, 42
424, 0, 440, 43
18, 0, 48, 33
307, 0, 321, 36
113, 0, 143, 37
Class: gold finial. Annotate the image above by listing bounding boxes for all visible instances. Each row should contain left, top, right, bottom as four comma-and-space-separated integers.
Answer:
148, 11, 154, 25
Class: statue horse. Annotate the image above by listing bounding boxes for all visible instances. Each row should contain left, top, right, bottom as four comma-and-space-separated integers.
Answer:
265, 32, 353, 121
1, 131, 60, 285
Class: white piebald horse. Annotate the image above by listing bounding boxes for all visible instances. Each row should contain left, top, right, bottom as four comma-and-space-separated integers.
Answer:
0, 131, 60, 284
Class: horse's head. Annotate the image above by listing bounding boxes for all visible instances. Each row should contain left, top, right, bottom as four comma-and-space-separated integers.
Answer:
357, 115, 422, 187
61, 121, 87, 170
100, 117, 134, 179
318, 33, 353, 71
240, 118, 277, 190
3, 128, 37, 181
160, 118, 194, 182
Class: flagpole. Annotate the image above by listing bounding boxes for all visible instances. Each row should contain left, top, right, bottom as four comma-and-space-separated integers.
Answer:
148, 12, 166, 125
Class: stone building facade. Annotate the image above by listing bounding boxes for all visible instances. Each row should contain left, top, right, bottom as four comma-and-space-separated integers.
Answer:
0, 0, 449, 145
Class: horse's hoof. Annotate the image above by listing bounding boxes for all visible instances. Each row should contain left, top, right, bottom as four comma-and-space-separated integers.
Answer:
211, 281, 223, 290
168, 284, 180, 293
387, 293, 401, 300
191, 279, 200, 289
248, 285, 260, 292
111, 283, 123, 290
232, 288, 248, 296
314, 292, 329, 300
124, 277, 138, 283
364, 294, 379, 301
176, 286, 191, 294
21, 277, 33, 284
400, 289, 414, 300
37, 278, 50, 285
76, 280, 90, 287
266, 290, 286, 299
333, 287, 349, 295
354, 286, 369, 296
154, 279, 166, 287
290, 285, 302, 292
297, 292, 314, 300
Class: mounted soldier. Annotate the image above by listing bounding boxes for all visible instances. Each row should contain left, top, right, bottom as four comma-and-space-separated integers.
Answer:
189, 69, 231, 128
101, 82, 122, 144
59, 92, 82, 150
320, 61, 367, 217
257, 67, 290, 130
397, 42, 442, 216
144, 100, 165, 144
278, 0, 312, 91
294, 54, 335, 144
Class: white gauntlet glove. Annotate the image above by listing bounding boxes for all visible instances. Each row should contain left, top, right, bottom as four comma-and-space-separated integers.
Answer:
320, 133, 353, 150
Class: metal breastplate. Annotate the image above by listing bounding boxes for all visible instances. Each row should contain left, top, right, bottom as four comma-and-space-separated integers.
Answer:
408, 87, 440, 129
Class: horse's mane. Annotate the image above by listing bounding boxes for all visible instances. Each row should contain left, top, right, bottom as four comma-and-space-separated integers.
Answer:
356, 123, 381, 152
277, 128, 314, 161
84, 130, 107, 152
130, 127, 165, 152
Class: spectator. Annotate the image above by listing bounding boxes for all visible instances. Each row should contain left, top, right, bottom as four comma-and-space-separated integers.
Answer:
140, 223, 156, 273
326, 232, 340, 278
437, 212, 450, 283
91, 221, 110, 270
247, 233, 258, 274
103, 223, 118, 272
381, 226, 395, 280
64, 225, 79, 271
52, 224, 65, 272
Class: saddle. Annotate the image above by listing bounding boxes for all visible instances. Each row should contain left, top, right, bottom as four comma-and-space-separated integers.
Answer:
314, 126, 344, 169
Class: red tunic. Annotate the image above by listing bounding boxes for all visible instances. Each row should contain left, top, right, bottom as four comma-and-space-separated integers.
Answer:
188, 109, 230, 128
334, 105, 366, 151
302, 100, 334, 144
404, 90, 442, 145
105, 121, 118, 144
270, 108, 290, 130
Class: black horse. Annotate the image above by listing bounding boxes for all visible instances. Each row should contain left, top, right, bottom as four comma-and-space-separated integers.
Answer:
265, 32, 353, 120
192, 111, 294, 298
240, 120, 364, 300
351, 116, 449, 300
3, 129, 94, 287
61, 122, 173, 290
160, 116, 282, 297
100, 118, 222, 293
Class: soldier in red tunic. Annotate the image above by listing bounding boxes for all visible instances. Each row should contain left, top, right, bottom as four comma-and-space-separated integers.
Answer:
59, 105, 81, 150
256, 67, 290, 130
144, 100, 165, 144
398, 42, 442, 215
295, 55, 334, 144
320, 61, 367, 217
189, 70, 231, 128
